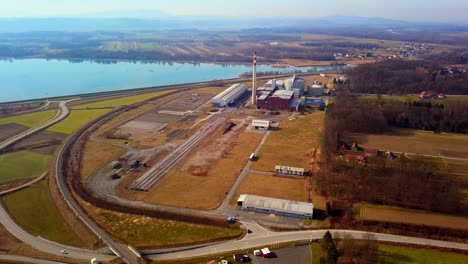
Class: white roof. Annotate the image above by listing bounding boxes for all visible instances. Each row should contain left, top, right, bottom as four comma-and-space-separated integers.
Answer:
239, 194, 313, 216
252, 119, 271, 127
272, 90, 294, 99
275, 165, 305, 172
261, 248, 271, 254
212, 83, 246, 101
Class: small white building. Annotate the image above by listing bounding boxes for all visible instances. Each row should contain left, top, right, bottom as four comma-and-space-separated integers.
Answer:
252, 119, 271, 130
211, 83, 247, 107
275, 165, 305, 176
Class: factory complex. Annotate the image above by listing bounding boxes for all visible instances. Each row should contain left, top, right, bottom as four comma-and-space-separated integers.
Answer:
237, 194, 314, 219
211, 83, 247, 107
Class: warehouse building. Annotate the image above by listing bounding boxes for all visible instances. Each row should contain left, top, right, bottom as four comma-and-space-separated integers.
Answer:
304, 97, 325, 109
237, 194, 314, 218
257, 90, 299, 111
211, 83, 247, 107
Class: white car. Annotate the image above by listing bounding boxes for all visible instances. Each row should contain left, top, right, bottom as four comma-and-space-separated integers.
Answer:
253, 250, 261, 256
60, 250, 68, 254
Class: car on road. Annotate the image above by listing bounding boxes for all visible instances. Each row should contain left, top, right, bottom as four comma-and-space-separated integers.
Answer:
60, 249, 68, 254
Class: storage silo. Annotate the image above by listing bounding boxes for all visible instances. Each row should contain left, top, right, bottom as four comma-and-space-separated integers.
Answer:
307, 84, 324, 96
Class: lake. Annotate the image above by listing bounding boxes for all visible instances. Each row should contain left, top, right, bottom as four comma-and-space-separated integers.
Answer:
0, 59, 345, 103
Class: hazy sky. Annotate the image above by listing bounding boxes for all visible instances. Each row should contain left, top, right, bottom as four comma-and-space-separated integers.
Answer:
0, 0, 467, 22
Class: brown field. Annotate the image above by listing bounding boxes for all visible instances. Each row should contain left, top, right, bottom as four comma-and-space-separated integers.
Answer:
252, 112, 324, 172
80, 140, 126, 182
8, 130, 67, 155
351, 129, 468, 158
0, 124, 28, 142
359, 205, 468, 230
230, 173, 307, 205
281, 59, 335, 67
136, 131, 264, 210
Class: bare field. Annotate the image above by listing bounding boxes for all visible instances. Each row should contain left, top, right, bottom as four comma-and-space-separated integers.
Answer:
80, 140, 126, 183
252, 112, 324, 172
136, 130, 263, 210
0, 123, 28, 142
351, 129, 468, 158
231, 173, 307, 205
359, 205, 468, 230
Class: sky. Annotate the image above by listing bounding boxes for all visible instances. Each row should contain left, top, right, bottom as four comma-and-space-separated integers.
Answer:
0, 0, 467, 22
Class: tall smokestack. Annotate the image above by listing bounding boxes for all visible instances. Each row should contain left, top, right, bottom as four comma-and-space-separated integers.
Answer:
252, 51, 257, 105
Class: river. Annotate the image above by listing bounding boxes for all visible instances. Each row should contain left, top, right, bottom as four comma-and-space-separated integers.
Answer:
0, 59, 345, 103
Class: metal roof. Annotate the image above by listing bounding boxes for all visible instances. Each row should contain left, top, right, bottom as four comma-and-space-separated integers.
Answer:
238, 194, 313, 216
272, 90, 294, 100
252, 120, 271, 127
212, 83, 246, 101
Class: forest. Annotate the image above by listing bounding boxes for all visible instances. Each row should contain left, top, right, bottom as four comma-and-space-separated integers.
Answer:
318, 90, 465, 215
347, 59, 468, 94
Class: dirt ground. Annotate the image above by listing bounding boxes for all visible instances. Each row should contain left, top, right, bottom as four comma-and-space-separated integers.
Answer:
231, 173, 308, 205
0, 124, 28, 142
133, 128, 264, 210
359, 205, 468, 230
6, 130, 67, 155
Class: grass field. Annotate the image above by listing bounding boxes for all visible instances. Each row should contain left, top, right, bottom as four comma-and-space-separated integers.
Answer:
252, 112, 324, 172
71, 90, 173, 110
47, 109, 111, 134
0, 110, 56, 128
358, 205, 468, 230
80, 140, 126, 182
88, 207, 242, 248
0, 151, 50, 184
2, 180, 84, 247
231, 173, 307, 205
140, 132, 263, 210
352, 129, 468, 158
378, 244, 468, 264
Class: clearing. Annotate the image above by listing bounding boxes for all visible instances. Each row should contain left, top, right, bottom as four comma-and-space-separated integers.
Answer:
134, 131, 264, 210
47, 109, 111, 134
231, 173, 308, 205
71, 90, 173, 109
378, 244, 468, 264
358, 205, 468, 230
0, 151, 50, 184
80, 140, 126, 183
252, 112, 324, 172
2, 180, 84, 247
351, 129, 468, 158
0, 110, 56, 128
83, 205, 242, 248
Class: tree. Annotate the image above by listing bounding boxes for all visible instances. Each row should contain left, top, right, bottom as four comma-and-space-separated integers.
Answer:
326, 201, 332, 217
322, 231, 339, 264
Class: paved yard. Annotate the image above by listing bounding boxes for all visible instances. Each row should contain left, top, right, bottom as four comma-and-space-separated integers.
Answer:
251, 245, 311, 264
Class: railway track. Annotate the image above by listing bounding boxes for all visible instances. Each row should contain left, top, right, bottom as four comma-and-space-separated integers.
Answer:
130, 108, 237, 191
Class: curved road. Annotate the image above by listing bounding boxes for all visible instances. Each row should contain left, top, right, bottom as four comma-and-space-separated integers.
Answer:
0, 254, 67, 264
0, 100, 116, 262
149, 228, 468, 261
0, 100, 73, 150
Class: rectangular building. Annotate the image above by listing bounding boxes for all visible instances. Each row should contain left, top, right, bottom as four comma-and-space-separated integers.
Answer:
237, 194, 314, 218
211, 83, 247, 107
257, 90, 296, 111
252, 119, 271, 130
304, 97, 325, 109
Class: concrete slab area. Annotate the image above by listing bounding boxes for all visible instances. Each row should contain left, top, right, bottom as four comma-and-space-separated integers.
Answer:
251, 245, 311, 264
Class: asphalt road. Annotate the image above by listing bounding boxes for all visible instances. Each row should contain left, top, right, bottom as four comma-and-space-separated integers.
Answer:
0, 202, 113, 262
0, 100, 72, 150
0, 254, 67, 264
148, 229, 468, 261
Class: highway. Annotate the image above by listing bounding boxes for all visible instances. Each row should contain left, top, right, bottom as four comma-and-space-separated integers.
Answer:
130, 107, 237, 191
0, 100, 73, 150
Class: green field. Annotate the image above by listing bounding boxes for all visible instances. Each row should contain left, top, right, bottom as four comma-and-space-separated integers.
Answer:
0, 151, 50, 184
2, 180, 83, 247
47, 109, 111, 134
378, 244, 468, 264
71, 90, 173, 109
0, 110, 56, 128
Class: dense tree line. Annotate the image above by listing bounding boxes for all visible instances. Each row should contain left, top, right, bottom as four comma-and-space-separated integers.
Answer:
347, 59, 468, 94
318, 90, 465, 215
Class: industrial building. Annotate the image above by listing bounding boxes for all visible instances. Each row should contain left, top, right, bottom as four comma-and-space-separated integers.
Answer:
237, 194, 314, 218
256, 75, 304, 112
211, 83, 247, 107
252, 119, 271, 130
304, 97, 325, 109
275, 165, 305, 176
307, 84, 324, 96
